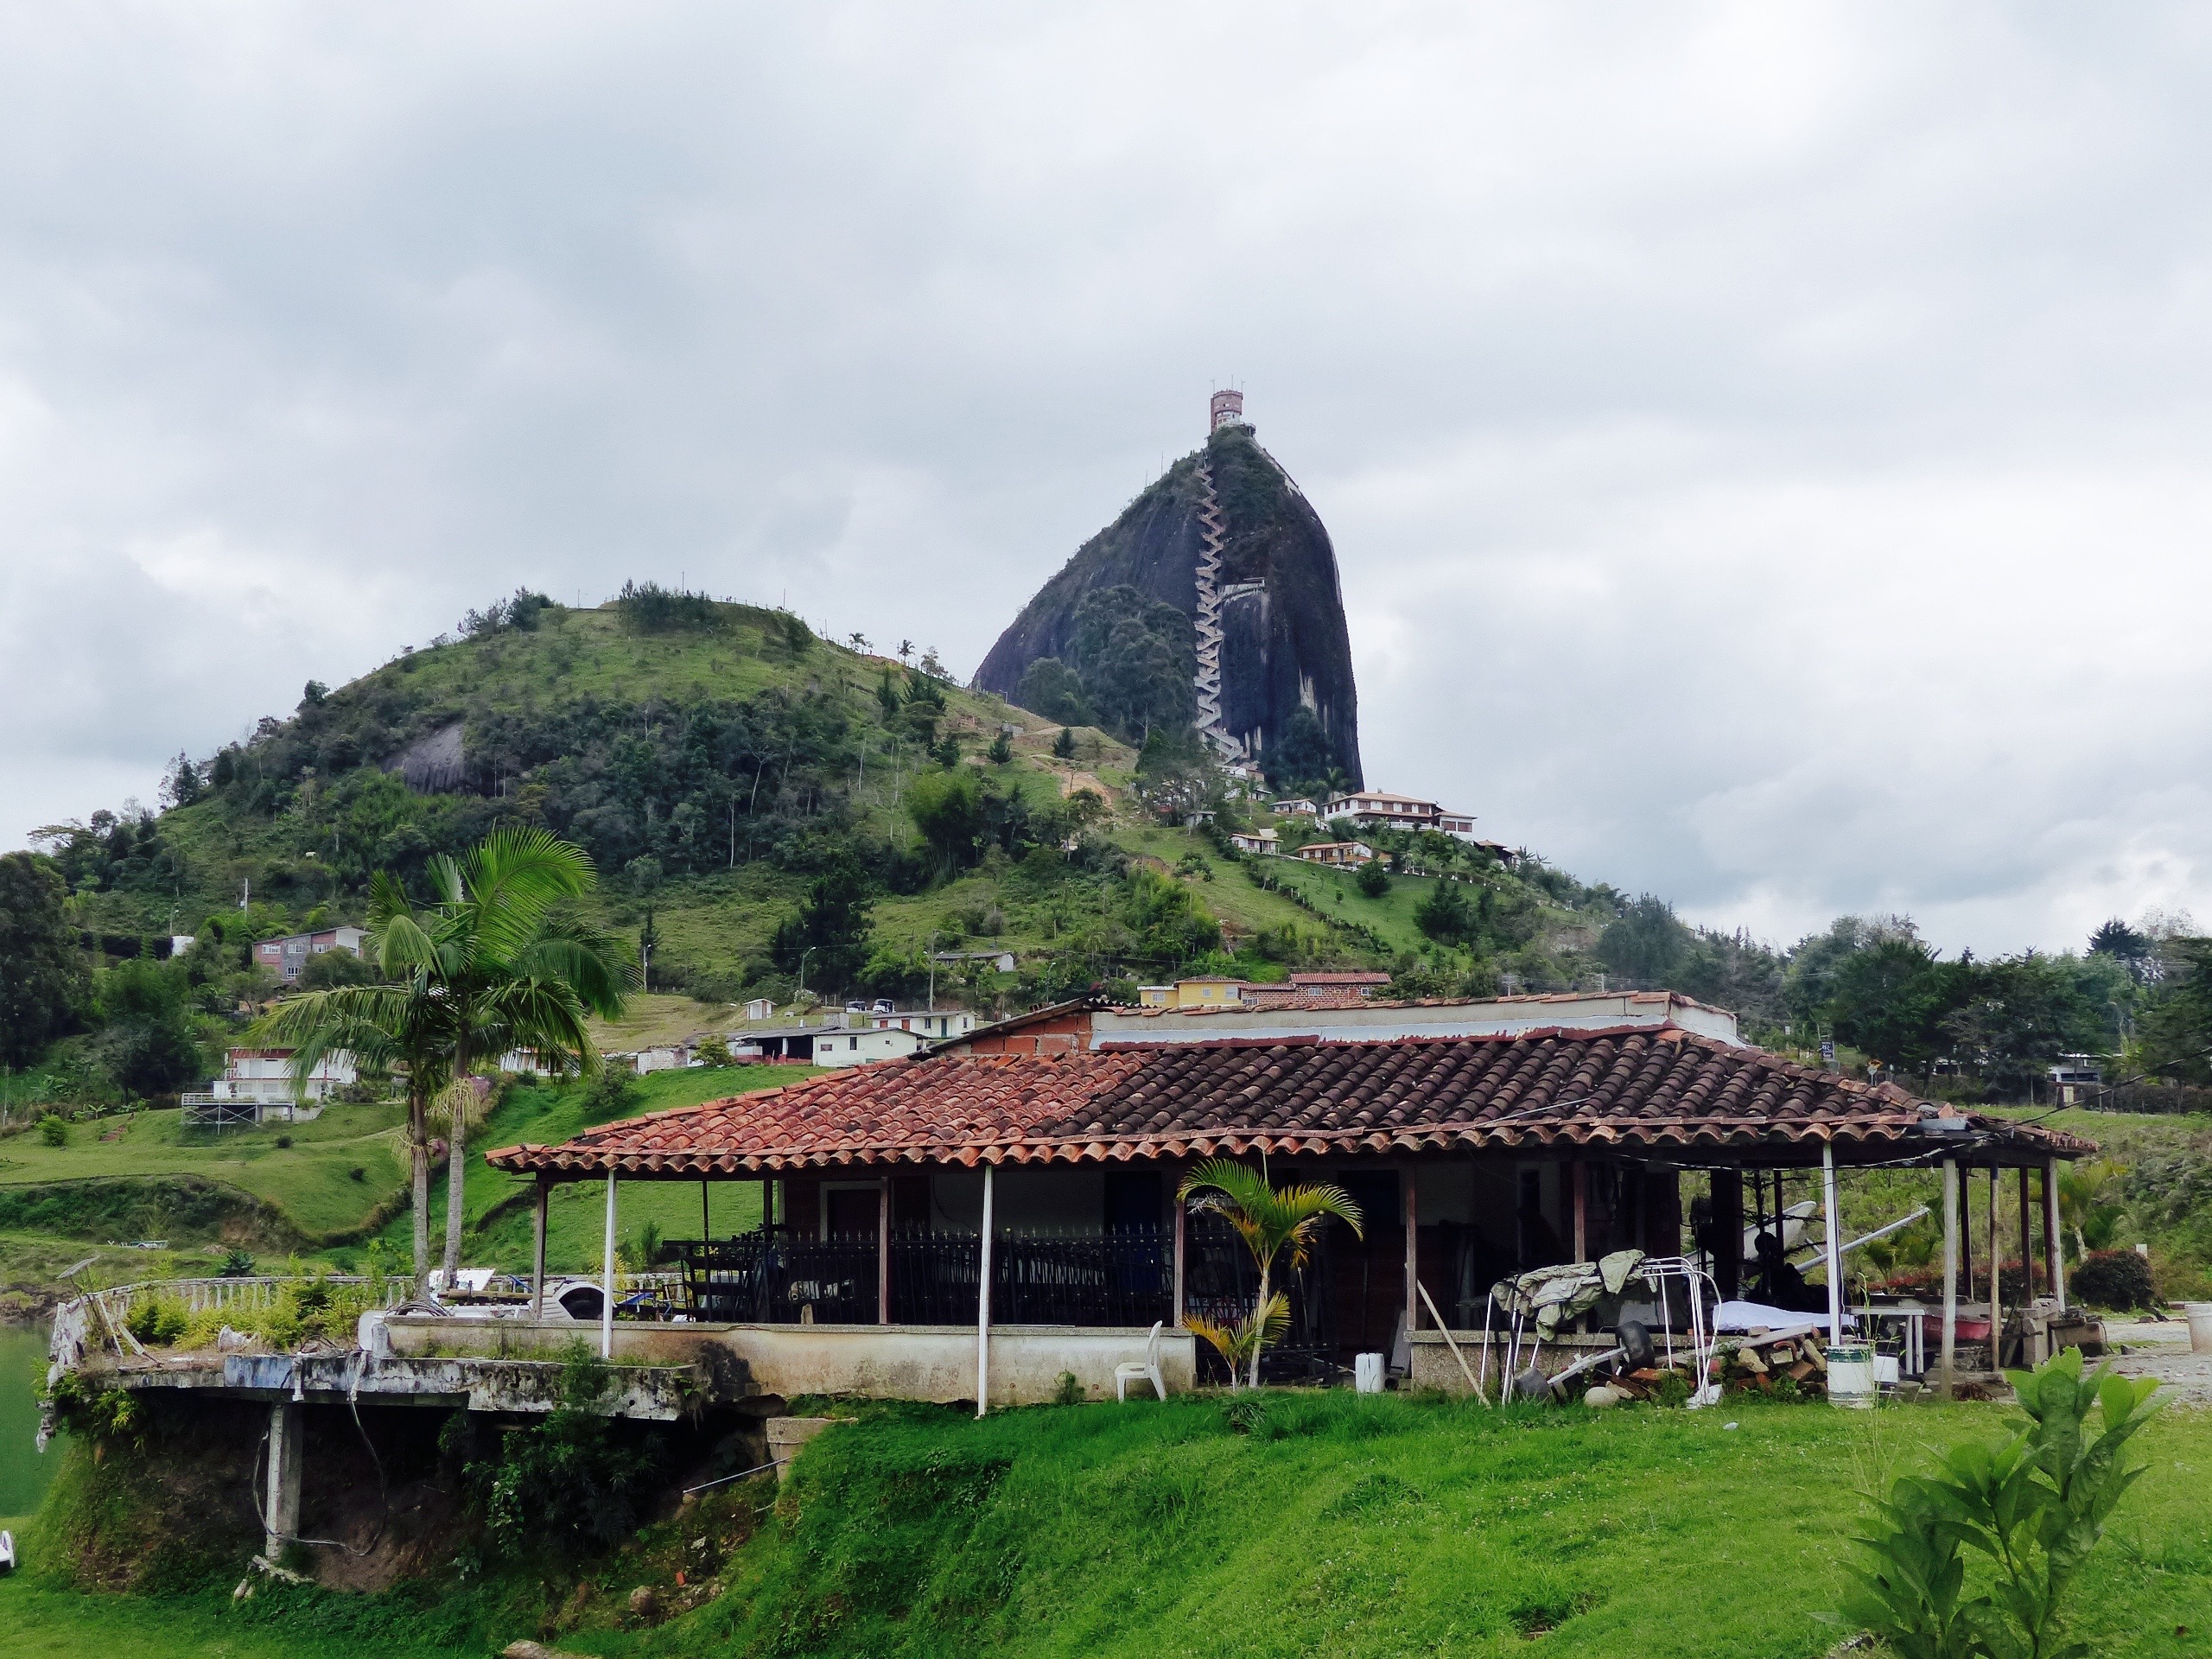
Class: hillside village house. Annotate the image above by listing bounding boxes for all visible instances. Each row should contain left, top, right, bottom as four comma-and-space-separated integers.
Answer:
252, 925, 367, 984
1228, 827, 1279, 855
486, 988, 2090, 1407
1295, 840, 1376, 868
1323, 791, 1479, 840
1240, 970, 1392, 1008
1136, 977, 1249, 1010
1269, 798, 1320, 817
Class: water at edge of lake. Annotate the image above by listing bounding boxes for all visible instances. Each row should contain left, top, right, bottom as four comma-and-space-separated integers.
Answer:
0, 1319, 56, 1519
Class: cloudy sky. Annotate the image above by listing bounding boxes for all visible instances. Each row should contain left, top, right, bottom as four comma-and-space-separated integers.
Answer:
5, 3, 2210, 957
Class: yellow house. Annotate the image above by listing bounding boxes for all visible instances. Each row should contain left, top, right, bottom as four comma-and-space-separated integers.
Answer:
1135, 976, 1249, 1010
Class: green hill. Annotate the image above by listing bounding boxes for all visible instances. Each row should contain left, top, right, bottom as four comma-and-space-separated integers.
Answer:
41, 584, 1618, 1014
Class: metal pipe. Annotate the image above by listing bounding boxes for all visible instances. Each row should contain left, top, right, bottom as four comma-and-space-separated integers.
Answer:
1821, 1141, 1843, 1348
976, 1161, 995, 1417
601, 1170, 618, 1360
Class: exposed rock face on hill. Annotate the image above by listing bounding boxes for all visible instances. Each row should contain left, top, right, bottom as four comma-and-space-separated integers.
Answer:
976, 418, 1363, 789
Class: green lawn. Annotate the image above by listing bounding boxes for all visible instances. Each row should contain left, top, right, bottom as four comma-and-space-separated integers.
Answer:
3, 1390, 2208, 1658
0, 1103, 411, 1237
0, 1065, 817, 1294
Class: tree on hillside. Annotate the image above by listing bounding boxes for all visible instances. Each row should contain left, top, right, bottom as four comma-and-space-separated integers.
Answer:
906, 770, 988, 878
1414, 879, 1478, 948
1262, 707, 1340, 800
257, 828, 631, 1282
91, 959, 207, 1098
2089, 917, 2157, 985
1942, 951, 2125, 1093
2133, 937, 2212, 1085
1066, 586, 1195, 743
1825, 937, 1967, 1072
771, 860, 875, 995
0, 852, 87, 1067
1597, 895, 1692, 988
1014, 658, 1092, 728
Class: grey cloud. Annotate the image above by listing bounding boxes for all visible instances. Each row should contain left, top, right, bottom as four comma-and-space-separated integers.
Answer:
5, 4, 2212, 957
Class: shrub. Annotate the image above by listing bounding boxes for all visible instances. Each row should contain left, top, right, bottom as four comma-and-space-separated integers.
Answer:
274, 1134, 292, 1149
1838, 1350, 2159, 1656
1052, 1371, 1084, 1406
2071, 1249, 2158, 1310
1356, 861, 1390, 899
39, 1114, 67, 1146
469, 1340, 661, 1558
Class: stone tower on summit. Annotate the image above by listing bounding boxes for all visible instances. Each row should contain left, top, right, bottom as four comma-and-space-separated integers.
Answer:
975, 393, 1363, 789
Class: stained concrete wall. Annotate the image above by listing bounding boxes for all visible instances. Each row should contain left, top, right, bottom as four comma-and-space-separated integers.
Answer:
383, 1318, 1195, 1408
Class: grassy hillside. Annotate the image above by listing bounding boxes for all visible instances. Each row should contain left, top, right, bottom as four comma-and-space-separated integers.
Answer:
5, 1389, 2209, 1658
0, 1065, 817, 1300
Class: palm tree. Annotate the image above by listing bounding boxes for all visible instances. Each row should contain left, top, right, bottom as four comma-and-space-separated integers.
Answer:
1177, 1158, 1363, 1390
257, 829, 631, 1282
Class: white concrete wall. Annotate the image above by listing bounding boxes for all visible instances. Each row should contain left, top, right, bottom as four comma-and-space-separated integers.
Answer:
385, 1317, 1194, 1408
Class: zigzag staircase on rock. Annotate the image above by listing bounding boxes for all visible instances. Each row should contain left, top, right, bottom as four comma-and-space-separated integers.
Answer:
1192, 460, 1243, 762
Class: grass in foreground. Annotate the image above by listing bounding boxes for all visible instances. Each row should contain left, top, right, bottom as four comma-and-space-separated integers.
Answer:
3, 1389, 2209, 1658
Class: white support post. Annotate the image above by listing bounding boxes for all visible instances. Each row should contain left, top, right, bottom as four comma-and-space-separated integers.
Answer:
1821, 1141, 1843, 1348
976, 1162, 995, 1418
2045, 1156, 2066, 1313
601, 1170, 618, 1360
1940, 1159, 1959, 1397
264, 1401, 302, 1561
531, 1175, 549, 1322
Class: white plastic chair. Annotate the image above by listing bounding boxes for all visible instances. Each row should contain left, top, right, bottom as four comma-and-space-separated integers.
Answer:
1116, 1319, 1166, 1402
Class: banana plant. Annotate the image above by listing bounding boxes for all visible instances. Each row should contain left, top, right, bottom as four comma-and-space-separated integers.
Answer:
1177, 1159, 1362, 1390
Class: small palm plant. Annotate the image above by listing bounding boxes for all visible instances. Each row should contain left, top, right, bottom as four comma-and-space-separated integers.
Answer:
1177, 1159, 1363, 1391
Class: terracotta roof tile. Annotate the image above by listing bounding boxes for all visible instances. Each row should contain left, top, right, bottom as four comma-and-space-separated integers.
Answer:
486, 1028, 2095, 1179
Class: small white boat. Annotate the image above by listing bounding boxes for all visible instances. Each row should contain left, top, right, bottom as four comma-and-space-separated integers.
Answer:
1, 1527, 16, 1573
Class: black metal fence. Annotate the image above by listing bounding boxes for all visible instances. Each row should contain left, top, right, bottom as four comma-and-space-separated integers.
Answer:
670, 1224, 1175, 1328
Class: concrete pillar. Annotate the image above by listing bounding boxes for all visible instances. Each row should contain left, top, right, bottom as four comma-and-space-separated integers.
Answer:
2018, 1166, 2035, 1300
264, 1401, 302, 1561
1940, 1159, 1959, 1397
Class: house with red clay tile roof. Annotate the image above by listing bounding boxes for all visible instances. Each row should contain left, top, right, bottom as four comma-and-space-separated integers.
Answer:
487, 1007, 2091, 1403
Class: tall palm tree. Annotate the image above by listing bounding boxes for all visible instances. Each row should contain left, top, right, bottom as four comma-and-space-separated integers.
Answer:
257, 829, 631, 1282
1178, 1158, 1363, 1390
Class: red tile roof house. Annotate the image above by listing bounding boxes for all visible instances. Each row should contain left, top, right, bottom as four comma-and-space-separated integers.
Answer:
480, 994, 2091, 1408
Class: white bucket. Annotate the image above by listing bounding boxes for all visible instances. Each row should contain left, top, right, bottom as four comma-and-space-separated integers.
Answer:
1827, 1342, 1877, 1409
2186, 1304, 2212, 1356
1355, 1352, 1385, 1394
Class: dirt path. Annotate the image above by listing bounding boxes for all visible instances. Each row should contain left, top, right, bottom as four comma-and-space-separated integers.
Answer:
2104, 1318, 2212, 1405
